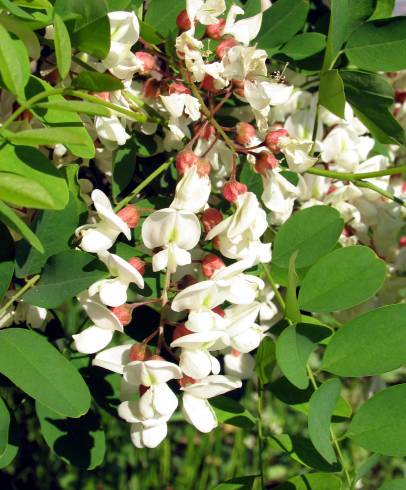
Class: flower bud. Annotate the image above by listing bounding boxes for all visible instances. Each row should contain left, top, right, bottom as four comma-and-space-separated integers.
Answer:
172, 323, 192, 342
128, 257, 146, 276
193, 122, 215, 140
264, 129, 289, 153
117, 205, 140, 228
230, 348, 242, 357
212, 236, 221, 249
216, 38, 237, 59
222, 180, 247, 202
169, 82, 191, 95
399, 236, 406, 248
255, 151, 279, 176
201, 74, 218, 93
196, 157, 211, 176
179, 374, 197, 387
176, 9, 192, 31
177, 274, 198, 289
146, 354, 166, 361
201, 208, 223, 232
235, 122, 256, 145
395, 90, 406, 104
232, 79, 245, 97
129, 343, 150, 361
111, 304, 132, 326
205, 18, 225, 40
212, 306, 225, 317
201, 253, 225, 278
176, 150, 199, 175
134, 51, 156, 74
143, 78, 161, 98
93, 92, 110, 102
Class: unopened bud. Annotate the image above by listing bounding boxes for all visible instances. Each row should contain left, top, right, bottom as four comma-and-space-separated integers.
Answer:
399, 236, 406, 248
111, 304, 132, 326
173, 324, 192, 342
212, 236, 221, 249
201, 208, 223, 232
193, 122, 215, 140
169, 82, 191, 95
93, 92, 110, 102
129, 343, 150, 361
232, 79, 245, 97
255, 151, 279, 176
176, 9, 192, 31
179, 374, 197, 387
134, 51, 156, 74
117, 205, 140, 228
235, 122, 256, 145
264, 129, 289, 153
201, 253, 225, 278
176, 150, 199, 175
196, 157, 211, 176
205, 18, 225, 40
177, 274, 198, 289
395, 90, 406, 104
212, 306, 225, 317
222, 180, 247, 202
143, 78, 161, 98
128, 257, 146, 276
201, 74, 218, 93
216, 38, 237, 59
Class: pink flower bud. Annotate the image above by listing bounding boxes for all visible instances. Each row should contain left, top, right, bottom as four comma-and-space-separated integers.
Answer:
193, 122, 215, 140
399, 236, 406, 248
255, 151, 279, 176
201, 74, 218, 93
196, 157, 211, 176
178, 274, 198, 289
129, 343, 150, 361
173, 324, 192, 341
205, 18, 225, 40
230, 348, 242, 357
176, 9, 192, 31
176, 150, 199, 175
222, 181, 247, 202
128, 257, 146, 276
111, 305, 132, 326
212, 306, 225, 317
93, 92, 110, 102
201, 208, 223, 232
134, 51, 156, 74
216, 38, 237, 59
201, 253, 225, 278
232, 79, 245, 97
143, 78, 161, 98
117, 205, 140, 228
169, 82, 191, 95
264, 129, 289, 153
235, 122, 256, 145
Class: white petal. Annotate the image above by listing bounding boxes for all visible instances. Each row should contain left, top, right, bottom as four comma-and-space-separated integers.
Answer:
99, 278, 128, 307
182, 394, 217, 433
180, 349, 214, 379
129, 423, 145, 448
182, 375, 242, 399
73, 325, 114, 354
118, 401, 142, 423
92, 344, 131, 373
171, 330, 223, 349
152, 384, 178, 417
80, 298, 123, 332
124, 360, 183, 386
224, 352, 255, 379
152, 248, 169, 272
141, 423, 168, 448
231, 325, 263, 353
98, 251, 144, 288
80, 227, 119, 253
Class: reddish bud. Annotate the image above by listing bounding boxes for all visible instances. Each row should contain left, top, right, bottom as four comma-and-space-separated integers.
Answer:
147, 354, 166, 361
173, 324, 192, 342
216, 38, 237, 59
193, 122, 215, 140
179, 374, 197, 387
399, 236, 406, 248
177, 274, 198, 289
395, 90, 406, 104
235, 122, 256, 145
134, 51, 156, 74
196, 157, 212, 176
255, 151, 279, 176
139, 385, 149, 396
128, 257, 146, 276
232, 79, 245, 97
212, 306, 225, 317
17, 109, 33, 122
176, 9, 192, 31
129, 343, 149, 361
264, 129, 289, 153
143, 78, 161, 98
93, 92, 111, 102
169, 82, 191, 95
111, 304, 132, 326
117, 205, 140, 228
212, 236, 221, 249
201, 253, 225, 278
230, 348, 242, 357
201, 208, 223, 232
176, 150, 199, 175
205, 18, 225, 40
222, 180, 247, 202
201, 74, 218, 93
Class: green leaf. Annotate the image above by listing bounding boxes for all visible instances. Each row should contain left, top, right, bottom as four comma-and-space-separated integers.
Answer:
144, 0, 185, 37
340, 69, 405, 145
210, 396, 256, 429
36, 402, 106, 469
0, 144, 69, 210
53, 13, 72, 79
285, 251, 301, 324
322, 0, 375, 71
139, 19, 163, 44
0, 412, 19, 469
4, 127, 90, 147
319, 69, 345, 118
0, 396, 10, 457
214, 475, 258, 490
36, 100, 111, 117
240, 163, 262, 202
256, 0, 309, 51
23, 250, 108, 308
255, 337, 276, 385
112, 139, 138, 198
346, 17, 406, 72
0, 23, 30, 99
347, 384, 406, 457
54, 0, 110, 58
0, 0, 34, 19
15, 193, 79, 278
0, 223, 14, 302
269, 434, 341, 472
378, 481, 406, 490
0, 14, 41, 59
298, 246, 386, 312
274, 473, 342, 490
0, 200, 44, 253
308, 378, 341, 464
276, 324, 331, 390
369, 0, 395, 19
72, 71, 124, 91
0, 328, 91, 417
281, 33, 326, 60
272, 206, 344, 269
321, 304, 406, 377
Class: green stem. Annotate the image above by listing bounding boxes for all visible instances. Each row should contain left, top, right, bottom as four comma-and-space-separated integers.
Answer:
262, 263, 285, 312
354, 180, 406, 207
306, 164, 406, 181
114, 157, 174, 211
0, 275, 40, 316
257, 379, 265, 490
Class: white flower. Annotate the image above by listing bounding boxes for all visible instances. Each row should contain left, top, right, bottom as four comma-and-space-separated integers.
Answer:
280, 138, 318, 173
185, 308, 226, 332
14, 302, 49, 329
170, 165, 211, 213
76, 190, 131, 253
161, 94, 201, 122
195, 137, 233, 189
88, 251, 144, 307
142, 208, 201, 272
95, 115, 130, 146
187, 0, 226, 26
123, 359, 183, 386
181, 375, 242, 433
261, 169, 299, 224
223, 5, 262, 45
224, 351, 255, 379
93, 344, 132, 374
108, 11, 140, 46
